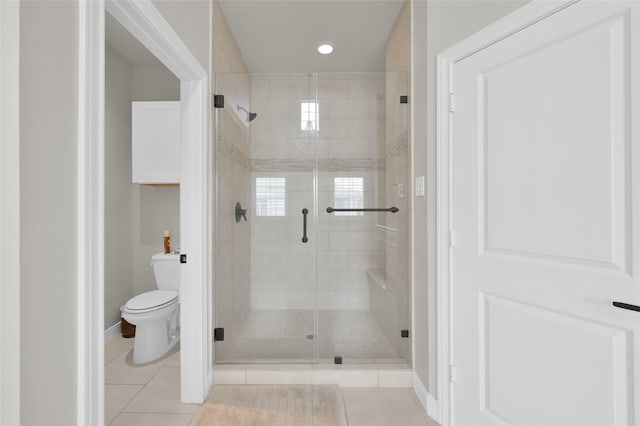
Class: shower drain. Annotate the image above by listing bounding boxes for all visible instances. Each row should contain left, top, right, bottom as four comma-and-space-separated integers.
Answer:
305, 333, 315, 340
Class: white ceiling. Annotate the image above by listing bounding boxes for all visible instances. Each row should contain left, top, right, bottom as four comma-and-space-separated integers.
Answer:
106, 1, 405, 72
105, 13, 162, 65
217, 0, 405, 73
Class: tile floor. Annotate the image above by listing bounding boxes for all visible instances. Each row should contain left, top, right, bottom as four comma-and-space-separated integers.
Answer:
105, 336, 437, 426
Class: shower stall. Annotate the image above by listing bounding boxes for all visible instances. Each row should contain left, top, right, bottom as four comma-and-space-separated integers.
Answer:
214, 72, 410, 365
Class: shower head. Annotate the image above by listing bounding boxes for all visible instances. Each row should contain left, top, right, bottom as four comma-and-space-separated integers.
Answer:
237, 105, 258, 122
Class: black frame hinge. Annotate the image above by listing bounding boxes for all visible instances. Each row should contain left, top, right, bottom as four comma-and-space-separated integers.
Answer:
180, 254, 187, 264
214, 327, 225, 341
400, 95, 408, 104
213, 94, 224, 108
401, 329, 410, 338
334, 355, 343, 365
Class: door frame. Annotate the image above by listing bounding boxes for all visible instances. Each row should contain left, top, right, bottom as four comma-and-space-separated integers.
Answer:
435, 1, 577, 425
0, 0, 21, 424
78, 0, 211, 424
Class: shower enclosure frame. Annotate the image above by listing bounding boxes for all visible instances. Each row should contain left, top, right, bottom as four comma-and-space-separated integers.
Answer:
214, 72, 412, 366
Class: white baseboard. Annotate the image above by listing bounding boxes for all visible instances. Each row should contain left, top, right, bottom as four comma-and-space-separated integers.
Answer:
104, 321, 121, 343
413, 372, 440, 423
427, 392, 440, 423
412, 372, 428, 412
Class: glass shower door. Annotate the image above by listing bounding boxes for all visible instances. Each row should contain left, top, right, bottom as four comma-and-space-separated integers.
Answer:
314, 72, 410, 364
214, 73, 318, 363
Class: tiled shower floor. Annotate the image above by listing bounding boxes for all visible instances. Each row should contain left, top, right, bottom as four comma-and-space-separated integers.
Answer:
216, 310, 404, 364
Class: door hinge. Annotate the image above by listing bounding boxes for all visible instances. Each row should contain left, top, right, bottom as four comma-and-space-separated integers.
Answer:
449, 229, 456, 248
180, 254, 187, 264
213, 94, 224, 108
449, 364, 457, 383
214, 327, 224, 341
449, 93, 456, 113
400, 95, 408, 104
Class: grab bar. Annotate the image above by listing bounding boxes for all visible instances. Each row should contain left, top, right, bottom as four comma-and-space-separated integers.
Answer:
326, 207, 399, 213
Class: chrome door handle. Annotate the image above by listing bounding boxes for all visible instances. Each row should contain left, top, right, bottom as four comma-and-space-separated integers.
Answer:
613, 301, 640, 312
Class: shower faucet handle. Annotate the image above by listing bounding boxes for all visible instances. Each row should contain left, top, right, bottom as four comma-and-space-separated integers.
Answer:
235, 202, 248, 222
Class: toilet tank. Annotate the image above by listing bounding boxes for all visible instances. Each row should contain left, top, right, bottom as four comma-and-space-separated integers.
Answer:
151, 253, 180, 291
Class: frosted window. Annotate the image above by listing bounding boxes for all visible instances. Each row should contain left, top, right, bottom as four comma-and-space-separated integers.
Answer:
256, 177, 286, 216
300, 101, 319, 132
334, 177, 364, 216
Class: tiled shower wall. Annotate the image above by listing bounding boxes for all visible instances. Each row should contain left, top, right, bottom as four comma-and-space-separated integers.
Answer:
249, 74, 387, 311
213, 1, 252, 341
216, 74, 252, 335
371, 0, 412, 363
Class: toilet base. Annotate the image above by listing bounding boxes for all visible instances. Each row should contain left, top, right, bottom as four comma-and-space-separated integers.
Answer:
133, 324, 180, 364
127, 304, 180, 364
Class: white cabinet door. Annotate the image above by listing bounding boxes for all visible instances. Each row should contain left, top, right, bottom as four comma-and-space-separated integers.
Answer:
132, 101, 180, 184
450, 2, 640, 425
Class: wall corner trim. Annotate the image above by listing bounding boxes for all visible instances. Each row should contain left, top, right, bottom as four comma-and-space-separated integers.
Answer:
77, 0, 106, 424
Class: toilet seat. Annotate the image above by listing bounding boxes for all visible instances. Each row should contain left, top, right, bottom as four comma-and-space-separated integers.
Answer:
124, 290, 178, 314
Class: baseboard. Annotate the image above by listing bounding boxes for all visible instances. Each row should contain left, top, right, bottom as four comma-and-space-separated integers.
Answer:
412, 372, 428, 412
104, 321, 121, 343
413, 372, 440, 423
427, 392, 440, 423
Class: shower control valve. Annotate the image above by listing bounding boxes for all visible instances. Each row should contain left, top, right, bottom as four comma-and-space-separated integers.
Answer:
235, 202, 248, 222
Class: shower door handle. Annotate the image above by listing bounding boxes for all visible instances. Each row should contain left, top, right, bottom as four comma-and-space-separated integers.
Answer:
301, 208, 309, 243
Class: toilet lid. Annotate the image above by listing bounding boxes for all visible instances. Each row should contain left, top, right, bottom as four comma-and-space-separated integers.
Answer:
125, 290, 178, 311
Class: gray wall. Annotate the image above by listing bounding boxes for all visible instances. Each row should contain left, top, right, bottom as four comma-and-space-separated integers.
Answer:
105, 45, 134, 328
20, 2, 78, 424
104, 44, 181, 329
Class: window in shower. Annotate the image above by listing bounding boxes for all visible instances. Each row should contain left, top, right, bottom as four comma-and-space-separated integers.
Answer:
334, 177, 364, 216
256, 177, 286, 216
300, 101, 319, 135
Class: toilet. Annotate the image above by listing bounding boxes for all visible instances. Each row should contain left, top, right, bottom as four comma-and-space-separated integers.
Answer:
123, 253, 180, 364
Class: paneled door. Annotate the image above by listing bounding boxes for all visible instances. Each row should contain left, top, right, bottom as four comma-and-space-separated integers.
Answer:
449, 2, 640, 425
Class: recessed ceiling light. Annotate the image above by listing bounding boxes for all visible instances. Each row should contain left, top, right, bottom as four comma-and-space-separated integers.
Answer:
317, 42, 334, 55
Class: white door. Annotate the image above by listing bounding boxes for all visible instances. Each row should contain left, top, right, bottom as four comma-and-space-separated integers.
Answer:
450, 1, 640, 425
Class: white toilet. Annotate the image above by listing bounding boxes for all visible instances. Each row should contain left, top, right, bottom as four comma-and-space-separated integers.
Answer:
123, 253, 180, 364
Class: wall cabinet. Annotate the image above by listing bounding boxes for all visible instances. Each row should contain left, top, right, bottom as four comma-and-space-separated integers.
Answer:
132, 101, 180, 184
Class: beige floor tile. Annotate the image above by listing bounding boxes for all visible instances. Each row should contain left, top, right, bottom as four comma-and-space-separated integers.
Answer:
342, 388, 434, 426
123, 366, 199, 414
105, 347, 166, 385
105, 336, 134, 365
109, 413, 193, 426
105, 385, 143, 425
165, 347, 180, 367
188, 412, 198, 426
